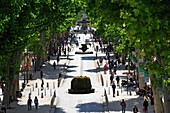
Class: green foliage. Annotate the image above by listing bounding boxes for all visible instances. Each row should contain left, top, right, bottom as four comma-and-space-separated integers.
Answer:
84, 0, 170, 85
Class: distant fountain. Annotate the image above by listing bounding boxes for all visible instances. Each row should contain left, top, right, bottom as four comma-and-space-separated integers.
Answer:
75, 44, 93, 54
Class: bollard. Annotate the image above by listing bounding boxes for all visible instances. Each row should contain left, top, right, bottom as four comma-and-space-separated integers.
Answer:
54, 90, 56, 97
35, 83, 37, 88
130, 91, 132, 96
53, 82, 55, 89
47, 82, 49, 89
41, 93, 43, 98
117, 90, 119, 96
106, 80, 108, 87
32, 84, 34, 91
44, 88, 46, 96
58, 79, 60, 87
108, 87, 110, 95
50, 89, 52, 96
28, 93, 31, 98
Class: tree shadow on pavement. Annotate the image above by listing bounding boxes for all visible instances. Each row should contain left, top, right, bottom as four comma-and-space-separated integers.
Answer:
84, 68, 98, 73
64, 75, 74, 79
7, 103, 53, 113
55, 107, 66, 113
67, 65, 78, 68
108, 96, 144, 112
66, 69, 76, 73
76, 102, 104, 112
81, 56, 96, 60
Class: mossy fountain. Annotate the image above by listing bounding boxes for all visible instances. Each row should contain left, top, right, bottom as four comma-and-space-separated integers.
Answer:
68, 76, 95, 94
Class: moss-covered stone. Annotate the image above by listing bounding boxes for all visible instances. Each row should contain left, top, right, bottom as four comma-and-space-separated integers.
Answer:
68, 76, 95, 94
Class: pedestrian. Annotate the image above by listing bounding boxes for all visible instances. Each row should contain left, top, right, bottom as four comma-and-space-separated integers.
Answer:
53, 61, 56, 70
48, 55, 50, 61
116, 75, 120, 86
150, 96, 154, 111
96, 45, 99, 52
0, 98, 6, 113
133, 105, 138, 113
111, 81, 116, 97
64, 48, 66, 56
110, 74, 114, 85
41, 79, 44, 90
59, 73, 62, 78
114, 65, 117, 74
34, 96, 38, 109
99, 57, 103, 64
57, 55, 60, 64
32, 58, 35, 66
143, 98, 149, 113
120, 99, 126, 113
27, 97, 32, 111
103, 63, 107, 74
40, 70, 43, 79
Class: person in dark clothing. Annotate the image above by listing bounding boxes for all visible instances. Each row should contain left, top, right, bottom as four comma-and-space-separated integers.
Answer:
40, 70, 43, 79
41, 79, 44, 90
120, 99, 126, 113
110, 75, 114, 85
143, 99, 149, 113
34, 96, 38, 109
64, 48, 66, 56
133, 105, 138, 113
96, 45, 99, 52
48, 56, 50, 61
27, 97, 32, 111
150, 96, 154, 105
116, 76, 120, 86
32, 58, 35, 66
59, 73, 62, 78
114, 65, 117, 74
56, 56, 60, 64
112, 81, 116, 97
53, 61, 56, 70
0, 102, 6, 113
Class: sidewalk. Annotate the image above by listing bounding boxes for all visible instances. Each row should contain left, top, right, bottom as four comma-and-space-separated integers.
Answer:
95, 48, 154, 113
7, 55, 69, 113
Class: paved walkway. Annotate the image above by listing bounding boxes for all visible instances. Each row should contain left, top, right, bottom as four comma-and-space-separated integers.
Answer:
6, 35, 155, 113
94, 42, 155, 113
7, 55, 69, 113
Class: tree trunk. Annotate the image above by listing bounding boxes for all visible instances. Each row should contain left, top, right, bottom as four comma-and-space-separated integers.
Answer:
150, 74, 164, 113
3, 61, 11, 108
164, 86, 170, 113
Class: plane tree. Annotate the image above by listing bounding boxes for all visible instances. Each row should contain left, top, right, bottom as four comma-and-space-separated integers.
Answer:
0, 0, 77, 108
85, 0, 170, 112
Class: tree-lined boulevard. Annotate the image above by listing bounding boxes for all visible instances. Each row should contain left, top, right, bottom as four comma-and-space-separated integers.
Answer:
0, 0, 170, 113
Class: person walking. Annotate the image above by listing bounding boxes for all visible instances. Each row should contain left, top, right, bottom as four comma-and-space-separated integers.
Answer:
57, 55, 60, 64
116, 75, 120, 86
111, 81, 116, 97
40, 70, 43, 79
27, 97, 32, 111
34, 96, 38, 109
120, 99, 126, 113
53, 61, 56, 70
41, 79, 44, 90
133, 105, 138, 113
143, 98, 149, 113
110, 74, 114, 85
0, 99, 6, 113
